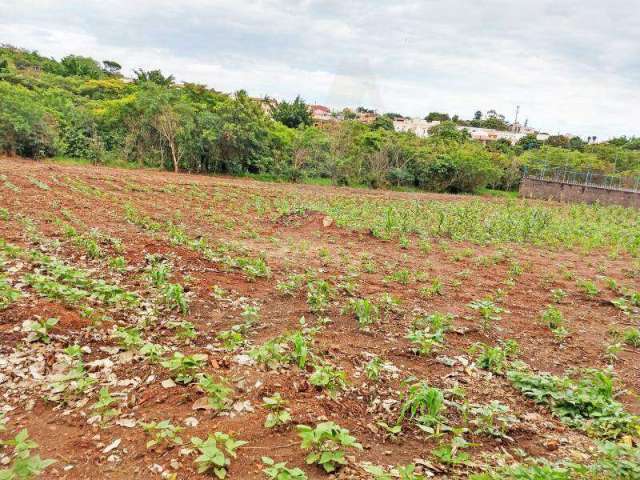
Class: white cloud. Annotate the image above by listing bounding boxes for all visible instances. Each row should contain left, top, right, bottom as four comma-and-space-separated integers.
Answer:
0, 0, 638, 138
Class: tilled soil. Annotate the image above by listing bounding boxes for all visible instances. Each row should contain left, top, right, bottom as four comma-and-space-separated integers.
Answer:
0, 157, 638, 479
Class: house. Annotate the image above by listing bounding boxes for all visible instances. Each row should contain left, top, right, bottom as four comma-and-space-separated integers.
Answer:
309, 104, 334, 122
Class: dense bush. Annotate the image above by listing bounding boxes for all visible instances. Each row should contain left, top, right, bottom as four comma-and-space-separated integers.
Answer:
1, 44, 638, 193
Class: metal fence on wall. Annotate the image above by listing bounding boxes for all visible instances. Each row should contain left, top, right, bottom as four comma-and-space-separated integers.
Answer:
523, 166, 640, 193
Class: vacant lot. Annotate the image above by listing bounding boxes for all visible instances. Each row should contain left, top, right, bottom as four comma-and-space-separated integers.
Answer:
0, 157, 638, 479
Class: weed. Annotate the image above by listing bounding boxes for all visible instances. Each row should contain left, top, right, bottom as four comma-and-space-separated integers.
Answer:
540, 305, 569, 339
0, 277, 21, 309
622, 328, 640, 348
140, 343, 165, 363
91, 387, 120, 424
577, 279, 600, 297
398, 383, 446, 435
551, 288, 567, 303
112, 326, 143, 350
306, 279, 332, 312
469, 299, 505, 332
163, 283, 189, 314
470, 401, 518, 440
217, 329, 245, 351
470, 340, 519, 374
169, 320, 197, 342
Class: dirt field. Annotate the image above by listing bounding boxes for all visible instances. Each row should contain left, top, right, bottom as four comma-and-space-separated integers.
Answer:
0, 157, 638, 479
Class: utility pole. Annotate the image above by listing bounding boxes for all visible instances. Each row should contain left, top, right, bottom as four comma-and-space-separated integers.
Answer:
513, 105, 520, 132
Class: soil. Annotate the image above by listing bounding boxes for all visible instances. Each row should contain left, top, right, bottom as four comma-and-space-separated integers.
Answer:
0, 157, 638, 479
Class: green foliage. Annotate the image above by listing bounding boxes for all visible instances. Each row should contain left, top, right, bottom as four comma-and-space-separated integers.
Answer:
507, 368, 639, 439
470, 340, 519, 374
191, 432, 247, 479
272, 96, 312, 129
261, 457, 308, 480
112, 326, 143, 350
398, 382, 446, 434
262, 393, 292, 429
197, 374, 233, 411
540, 306, 568, 338
469, 299, 505, 332
91, 387, 120, 423
297, 422, 362, 473
0, 429, 56, 479
160, 352, 206, 384
345, 297, 379, 329
309, 363, 347, 398
141, 420, 183, 449
0, 276, 20, 310
27, 317, 58, 343
163, 283, 189, 314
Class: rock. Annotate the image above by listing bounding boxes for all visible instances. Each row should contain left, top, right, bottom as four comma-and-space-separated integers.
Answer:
184, 417, 199, 427
232, 400, 253, 414
116, 418, 137, 428
192, 398, 213, 411
233, 354, 254, 366
543, 439, 560, 451
322, 216, 334, 227
161, 379, 176, 389
102, 438, 121, 454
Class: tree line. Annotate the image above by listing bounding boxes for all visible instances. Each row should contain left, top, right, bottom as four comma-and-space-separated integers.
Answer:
1, 45, 639, 193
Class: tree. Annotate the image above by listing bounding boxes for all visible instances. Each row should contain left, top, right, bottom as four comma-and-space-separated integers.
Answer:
370, 114, 394, 131
425, 112, 450, 122
271, 95, 312, 129
474, 110, 483, 121
429, 121, 470, 143
134, 69, 175, 86
546, 135, 570, 149
102, 60, 122, 76
516, 134, 542, 151
60, 55, 104, 79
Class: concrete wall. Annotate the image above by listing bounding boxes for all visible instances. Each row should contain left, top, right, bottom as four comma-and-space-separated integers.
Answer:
519, 177, 640, 209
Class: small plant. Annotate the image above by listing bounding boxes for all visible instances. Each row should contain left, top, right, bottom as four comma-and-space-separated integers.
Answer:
540, 305, 569, 339
262, 393, 292, 429
307, 280, 332, 312
622, 327, 640, 348
161, 352, 207, 384
141, 420, 184, 449
377, 421, 402, 441
217, 329, 245, 350
364, 463, 426, 480
28, 317, 58, 343
169, 320, 197, 342
297, 422, 362, 473
0, 429, 55, 479
345, 298, 379, 330
419, 278, 443, 297
469, 299, 505, 332
163, 283, 189, 314
140, 342, 166, 363
385, 268, 411, 285
276, 273, 305, 296
398, 382, 446, 434
365, 356, 383, 381
109, 256, 127, 271
577, 279, 600, 297
0, 277, 21, 310
240, 305, 260, 328
112, 326, 144, 350
469, 401, 518, 440
309, 363, 347, 398
91, 387, 120, 424
191, 432, 247, 478
550, 288, 567, 303
148, 260, 171, 286
197, 374, 233, 411
470, 340, 519, 374
261, 457, 307, 479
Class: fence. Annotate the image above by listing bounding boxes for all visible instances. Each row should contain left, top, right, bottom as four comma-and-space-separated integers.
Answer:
522, 166, 640, 193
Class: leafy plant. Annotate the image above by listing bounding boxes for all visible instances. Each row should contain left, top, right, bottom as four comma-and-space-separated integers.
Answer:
112, 326, 143, 350
161, 352, 207, 384
91, 387, 120, 424
470, 340, 519, 374
469, 400, 518, 440
141, 420, 183, 449
398, 382, 446, 434
508, 367, 639, 439
297, 422, 362, 473
0, 277, 20, 310
345, 298, 379, 329
0, 429, 55, 479
197, 374, 233, 411
469, 299, 505, 332
540, 305, 568, 338
163, 283, 189, 314
622, 327, 640, 348
261, 457, 307, 479
262, 393, 292, 429
309, 364, 347, 398
28, 317, 58, 343
140, 342, 165, 363
169, 320, 197, 342
191, 432, 247, 479
306, 280, 332, 312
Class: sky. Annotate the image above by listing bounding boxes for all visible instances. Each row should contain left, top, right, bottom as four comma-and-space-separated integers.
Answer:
1, 0, 638, 139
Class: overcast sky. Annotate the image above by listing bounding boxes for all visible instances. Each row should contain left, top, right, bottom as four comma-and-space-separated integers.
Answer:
1, 0, 638, 138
